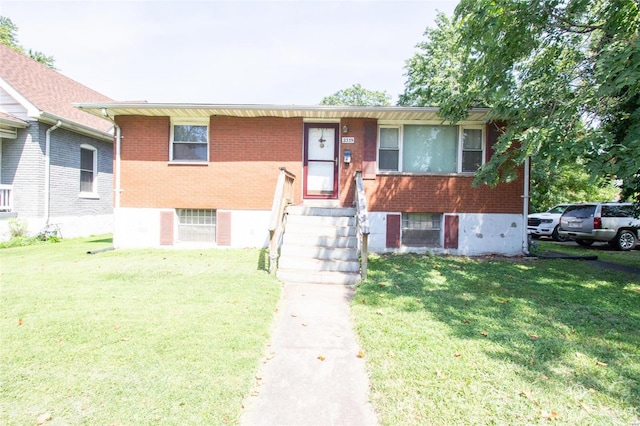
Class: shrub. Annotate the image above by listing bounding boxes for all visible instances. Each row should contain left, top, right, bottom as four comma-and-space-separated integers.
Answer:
8, 218, 28, 238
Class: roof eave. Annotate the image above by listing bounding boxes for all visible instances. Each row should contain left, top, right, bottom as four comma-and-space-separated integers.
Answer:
0, 115, 28, 128
74, 102, 491, 122
39, 112, 114, 142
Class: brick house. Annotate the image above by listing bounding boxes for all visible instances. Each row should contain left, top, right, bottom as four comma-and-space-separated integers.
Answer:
0, 44, 114, 240
76, 102, 527, 274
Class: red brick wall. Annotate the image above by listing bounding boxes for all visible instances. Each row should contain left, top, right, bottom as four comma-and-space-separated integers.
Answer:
363, 173, 524, 213
338, 118, 367, 206
337, 118, 523, 214
115, 115, 303, 209
114, 115, 523, 214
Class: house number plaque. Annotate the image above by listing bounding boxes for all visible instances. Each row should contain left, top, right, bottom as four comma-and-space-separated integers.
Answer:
341, 137, 355, 144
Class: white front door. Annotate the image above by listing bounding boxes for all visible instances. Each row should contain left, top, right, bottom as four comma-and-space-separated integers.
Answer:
303, 124, 338, 199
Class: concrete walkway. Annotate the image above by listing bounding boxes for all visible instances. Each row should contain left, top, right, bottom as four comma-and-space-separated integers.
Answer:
240, 282, 378, 426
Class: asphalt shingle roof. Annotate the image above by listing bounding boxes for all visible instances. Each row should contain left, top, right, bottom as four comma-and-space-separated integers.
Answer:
0, 43, 113, 133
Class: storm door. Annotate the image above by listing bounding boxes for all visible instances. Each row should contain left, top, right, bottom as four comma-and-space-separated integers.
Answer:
303, 123, 339, 198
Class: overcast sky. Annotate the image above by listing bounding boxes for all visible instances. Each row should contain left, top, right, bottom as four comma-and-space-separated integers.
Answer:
2, 0, 457, 105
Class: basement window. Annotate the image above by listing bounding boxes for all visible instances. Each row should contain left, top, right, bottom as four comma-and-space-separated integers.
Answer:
177, 209, 216, 242
402, 213, 442, 247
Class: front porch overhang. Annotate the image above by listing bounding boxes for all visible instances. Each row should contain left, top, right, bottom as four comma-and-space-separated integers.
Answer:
0, 112, 28, 139
74, 102, 491, 123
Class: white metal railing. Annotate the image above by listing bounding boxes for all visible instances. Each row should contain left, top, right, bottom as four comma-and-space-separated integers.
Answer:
0, 185, 13, 212
268, 168, 295, 274
353, 171, 370, 279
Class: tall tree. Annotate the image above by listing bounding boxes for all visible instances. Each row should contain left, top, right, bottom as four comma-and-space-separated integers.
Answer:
400, 11, 621, 211
0, 16, 56, 69
321, 84, 391, 106
401, 0, 639, 207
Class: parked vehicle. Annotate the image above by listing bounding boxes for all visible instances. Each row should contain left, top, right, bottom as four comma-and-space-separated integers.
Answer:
558, 202, 640, 251
527, 204, 571, 241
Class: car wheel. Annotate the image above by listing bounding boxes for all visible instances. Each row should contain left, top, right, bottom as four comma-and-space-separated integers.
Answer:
552, 226, 568, 242
615, 230, 637, 251
576, 239, 594, 247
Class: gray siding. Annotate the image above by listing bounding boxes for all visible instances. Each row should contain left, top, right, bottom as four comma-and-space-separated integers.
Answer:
1, 121, 113, 218
49, 127, 113, 217
1, 122, 44, 217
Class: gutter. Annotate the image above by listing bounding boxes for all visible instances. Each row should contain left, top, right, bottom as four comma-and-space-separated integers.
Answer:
44, 120, 63, 225
39, 112, 113, 142
100, 109, 121, 209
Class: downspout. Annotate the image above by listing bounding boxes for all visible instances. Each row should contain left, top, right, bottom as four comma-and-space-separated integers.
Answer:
44, 120, 63, 226
101, 109, 121, 248
522, 156, 530, 255
101, 109, 121, 209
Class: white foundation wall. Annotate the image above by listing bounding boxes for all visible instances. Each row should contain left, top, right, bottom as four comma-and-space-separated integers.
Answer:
228, 210, 271, 248
113, 208, 271, 249
50, 214, 113, 239
367, 212, 525, 256
454, 213, 524, 256
114, 208, 161, 248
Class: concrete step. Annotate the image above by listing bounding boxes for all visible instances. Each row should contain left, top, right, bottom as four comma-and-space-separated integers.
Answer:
278, 257, 360, 273
286, 214, 355, 227
285, 222, 356, 238
277, 269, 361, 286
282, 234, 358, 248
280, 245, 358, 261
277, 205, 361, 286
287, 206, 356, 217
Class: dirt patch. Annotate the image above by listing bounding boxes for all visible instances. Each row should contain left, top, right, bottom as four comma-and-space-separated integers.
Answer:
471, 252, 640, 277
587, 259, 640, 276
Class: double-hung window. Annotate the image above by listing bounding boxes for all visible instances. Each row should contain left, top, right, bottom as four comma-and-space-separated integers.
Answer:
170, 119, 209, 162
461, 127, 484, 173
378, 127, 400, 171
377, 124, 485, 174
80, 144, 97, 195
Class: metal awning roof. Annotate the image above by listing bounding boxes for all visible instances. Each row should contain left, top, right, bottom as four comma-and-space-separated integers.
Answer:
74, 102, 491, 123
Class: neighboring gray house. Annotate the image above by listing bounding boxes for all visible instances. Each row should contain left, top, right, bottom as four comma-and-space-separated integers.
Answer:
0, 44, 114, 240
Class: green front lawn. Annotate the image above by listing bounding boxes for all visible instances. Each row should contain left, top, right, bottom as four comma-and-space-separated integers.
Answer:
353, 254, 640, 425
0, 237, 281, 425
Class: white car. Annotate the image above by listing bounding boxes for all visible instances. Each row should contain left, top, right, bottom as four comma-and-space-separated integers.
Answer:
527, 204, 571, 241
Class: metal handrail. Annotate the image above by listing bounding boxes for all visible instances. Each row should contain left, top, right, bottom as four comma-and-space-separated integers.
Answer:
268, 168, 295, 274
353, 171, 370, 279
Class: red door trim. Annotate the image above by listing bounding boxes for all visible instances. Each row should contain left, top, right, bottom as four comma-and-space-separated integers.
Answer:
303, 123, 339, 199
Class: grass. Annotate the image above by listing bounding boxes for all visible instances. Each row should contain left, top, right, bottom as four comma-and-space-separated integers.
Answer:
0, 236, 281, 425
352, 253, 640, 425
535, 239, 640, 268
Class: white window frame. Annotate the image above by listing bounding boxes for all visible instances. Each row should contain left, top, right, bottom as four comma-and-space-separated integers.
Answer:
376, 123, 486, 174
177, 208, 217, 242
79, 144, 98, 198
170, 118, 210, 163
377, 126, 402, 172
459, 125, 486, 174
